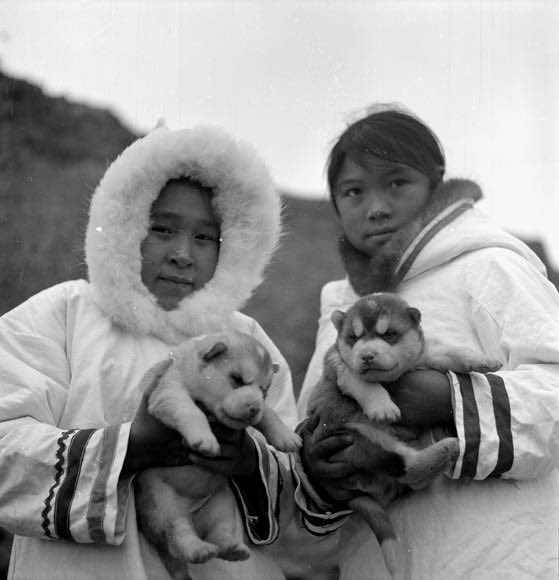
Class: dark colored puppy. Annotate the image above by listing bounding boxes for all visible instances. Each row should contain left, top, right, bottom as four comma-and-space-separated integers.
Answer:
308, 292, 501, 576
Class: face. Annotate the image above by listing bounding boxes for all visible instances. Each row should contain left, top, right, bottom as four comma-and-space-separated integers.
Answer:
140, 180, 220, 311
332, 156, 432, 256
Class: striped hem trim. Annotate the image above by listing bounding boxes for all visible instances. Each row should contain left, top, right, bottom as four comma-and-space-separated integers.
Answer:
457, 374, 480, 480
87, 425, 121, 542
231, 431, 279, 544
486, 373, 514, 477
290, 452, 351, 536
41, 429, 76, 539
54, 429, 95, 540
395, 199, 474, 283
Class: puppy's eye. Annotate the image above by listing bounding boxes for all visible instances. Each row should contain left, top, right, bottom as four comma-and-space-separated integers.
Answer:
230, 373, 245, 388
346, 333, 358, 345
383, 330, 399, 344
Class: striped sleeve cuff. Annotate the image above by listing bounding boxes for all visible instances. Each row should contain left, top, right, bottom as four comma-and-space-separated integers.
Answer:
449, 371, 514, 480
290, 448, 351, 536
40, 423, 132, 544
230, 429, 282, 545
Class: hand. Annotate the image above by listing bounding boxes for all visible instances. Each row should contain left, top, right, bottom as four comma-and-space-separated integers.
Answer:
123, 359, 192, 475
300, 414, 364, 504
382, 369, 454, 427
187, 423, 258, 478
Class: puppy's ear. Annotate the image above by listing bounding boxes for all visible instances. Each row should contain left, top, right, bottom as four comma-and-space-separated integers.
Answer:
407, 307, 421, 326
331, 310, 346, 334
201, 341, 228, 363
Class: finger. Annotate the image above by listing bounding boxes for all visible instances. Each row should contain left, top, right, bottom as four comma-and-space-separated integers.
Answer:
315, 461, 358, 479
188, 453, 231, 474
309, 433, 355, 459
210, 423, 240, 442
302, 412, 320, 434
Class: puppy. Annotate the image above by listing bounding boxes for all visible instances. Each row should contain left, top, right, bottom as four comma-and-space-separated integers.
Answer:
135, 330, 301, 580
308, 292, 501, 576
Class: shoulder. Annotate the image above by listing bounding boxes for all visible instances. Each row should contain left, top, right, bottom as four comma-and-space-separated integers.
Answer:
459, 247, 559, 319
2, 280, 89, 318
320, 278, 358, 311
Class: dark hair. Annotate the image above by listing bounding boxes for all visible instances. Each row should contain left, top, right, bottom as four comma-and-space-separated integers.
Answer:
327, 104, 446, 202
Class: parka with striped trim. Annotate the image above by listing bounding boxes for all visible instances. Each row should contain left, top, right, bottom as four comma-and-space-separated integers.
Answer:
0, 126, 299, 580
296, 179, 559, 580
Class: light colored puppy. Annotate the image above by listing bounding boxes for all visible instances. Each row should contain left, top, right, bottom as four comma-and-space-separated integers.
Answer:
308, 292, 501, 577
135, 330, 301, 580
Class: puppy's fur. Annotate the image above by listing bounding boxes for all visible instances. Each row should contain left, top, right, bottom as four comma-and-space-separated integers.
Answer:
308, 293, 501, 576
135, 330, 301, 580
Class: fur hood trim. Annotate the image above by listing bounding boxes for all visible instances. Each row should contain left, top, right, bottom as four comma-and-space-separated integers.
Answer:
85, 125, 281, 343
340, 179, 481, 295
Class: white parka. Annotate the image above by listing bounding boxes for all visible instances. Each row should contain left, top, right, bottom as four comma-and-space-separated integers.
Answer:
295, 184, 559, 580
0, 126, 298, 580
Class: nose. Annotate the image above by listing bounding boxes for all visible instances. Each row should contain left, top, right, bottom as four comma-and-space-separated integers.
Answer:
361, 353, 376, 365
169, 237, 193, 268
366, 193, 392, 222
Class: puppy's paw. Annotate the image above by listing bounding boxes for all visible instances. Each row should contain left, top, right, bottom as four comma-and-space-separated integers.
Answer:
269, 430, 302, 452
364, 401, 401, 423
217, 541, 251, 562
472, 357, 502, 373
185, 541, 220, 564
190, 435, 220, 457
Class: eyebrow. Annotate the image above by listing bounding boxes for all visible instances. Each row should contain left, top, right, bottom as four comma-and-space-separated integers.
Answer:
150, 210, 219, 229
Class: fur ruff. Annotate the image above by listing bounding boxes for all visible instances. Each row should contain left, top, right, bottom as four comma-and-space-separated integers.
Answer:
85, 125, 281, 344
339, 179, 482, 296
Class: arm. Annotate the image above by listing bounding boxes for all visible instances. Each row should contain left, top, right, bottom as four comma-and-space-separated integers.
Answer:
386, 250, 559, 481
448, 250, 559, 481
0, 286, 188, 544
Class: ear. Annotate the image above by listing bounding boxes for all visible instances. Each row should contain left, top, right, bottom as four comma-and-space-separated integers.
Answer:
331, 310, 346, 334
201, 341, 228, 363
272, 363, 280, 374
407, 307, 422, 326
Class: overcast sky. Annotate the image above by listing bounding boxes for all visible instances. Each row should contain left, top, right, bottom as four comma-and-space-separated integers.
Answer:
1, 0, 558, 263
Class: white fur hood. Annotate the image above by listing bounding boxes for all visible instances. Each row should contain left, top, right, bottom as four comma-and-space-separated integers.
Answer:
85, 125, 281, 344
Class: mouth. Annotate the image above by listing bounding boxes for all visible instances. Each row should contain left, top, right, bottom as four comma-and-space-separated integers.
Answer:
159, 275, 194, 286
157, 276, 195, 295
360, 364, 399, 381
365, 229, 396, 240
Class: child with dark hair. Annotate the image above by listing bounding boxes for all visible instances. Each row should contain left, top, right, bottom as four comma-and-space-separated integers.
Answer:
0, 125, 298, 580
295, 104, 559, 579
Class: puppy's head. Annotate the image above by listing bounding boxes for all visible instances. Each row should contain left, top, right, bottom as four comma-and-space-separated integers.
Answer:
332, 293, 424, 382
175, 330, 278, 430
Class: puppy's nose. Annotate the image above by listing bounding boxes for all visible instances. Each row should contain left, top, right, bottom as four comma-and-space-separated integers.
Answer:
248, 407, 258, 420
361, 353, 376, 365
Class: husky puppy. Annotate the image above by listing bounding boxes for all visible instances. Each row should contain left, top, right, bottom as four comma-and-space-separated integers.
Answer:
307, 293, 501, 576
135, 330, 301, 580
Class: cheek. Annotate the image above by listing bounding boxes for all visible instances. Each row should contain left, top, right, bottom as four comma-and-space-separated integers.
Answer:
140, 240, 163, 284
199, 247, 219, 281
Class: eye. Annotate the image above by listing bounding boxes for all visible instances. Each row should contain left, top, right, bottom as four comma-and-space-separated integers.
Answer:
383, 329, 399, 344
345, 332, 358, 345
389, 178, 409, 188
230, 373, 245, 389
150, 222, 175, 236
343, 187, 362, 198
195, 231, 220, 243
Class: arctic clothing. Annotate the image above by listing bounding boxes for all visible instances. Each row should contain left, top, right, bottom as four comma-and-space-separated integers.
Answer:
0, 126, 298, 580
296, 180, 559, 579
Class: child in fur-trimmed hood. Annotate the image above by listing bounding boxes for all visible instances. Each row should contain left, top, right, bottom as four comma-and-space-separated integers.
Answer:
0, 125, 297, 580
